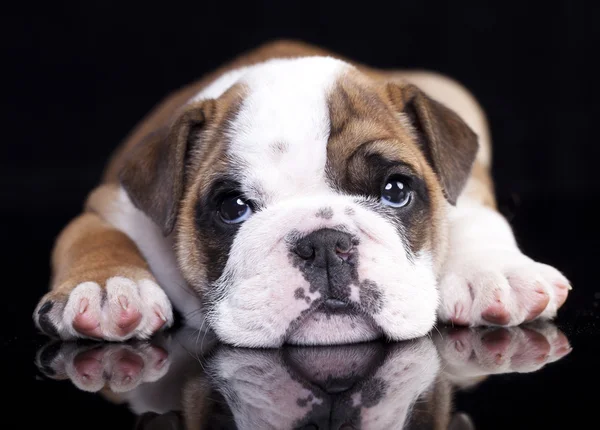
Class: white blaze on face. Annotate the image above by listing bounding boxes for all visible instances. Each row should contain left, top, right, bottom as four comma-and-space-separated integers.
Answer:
199, 57, 439, 347
227, 57, 348, 202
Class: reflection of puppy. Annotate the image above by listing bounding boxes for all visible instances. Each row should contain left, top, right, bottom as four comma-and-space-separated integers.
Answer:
33, 40, 571, 347
36, 325, 571, 429
432, 323, 572, 389
207, 340, 440, 430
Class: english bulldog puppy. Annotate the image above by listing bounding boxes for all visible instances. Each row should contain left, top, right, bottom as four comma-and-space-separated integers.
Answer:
35, 324, 572, 429
33, 40, 571, 346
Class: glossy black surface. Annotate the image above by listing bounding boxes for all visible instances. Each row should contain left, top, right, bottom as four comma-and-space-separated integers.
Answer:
4, 1, 599, 428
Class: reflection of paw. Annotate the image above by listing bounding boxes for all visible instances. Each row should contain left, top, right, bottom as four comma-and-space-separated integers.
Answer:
35, 340, 170, 393
433, 323, 571, 386
34, 277, 173, 341
438, 250, 571, 326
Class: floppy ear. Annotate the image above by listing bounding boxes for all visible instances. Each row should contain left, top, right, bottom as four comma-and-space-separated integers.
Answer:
387, 83, 479, 205
119, 100, 214, 236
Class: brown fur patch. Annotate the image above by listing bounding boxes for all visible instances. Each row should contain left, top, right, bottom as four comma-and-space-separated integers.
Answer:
325, 71, 446, 256
175, 85, 247, 293
119, 100, 215, 235
51, 211, 152, 294
386, 82, 479, 205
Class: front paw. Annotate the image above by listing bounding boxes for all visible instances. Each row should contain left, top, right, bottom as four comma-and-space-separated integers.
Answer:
34, 276, 174, 341
438, 249, 571, 326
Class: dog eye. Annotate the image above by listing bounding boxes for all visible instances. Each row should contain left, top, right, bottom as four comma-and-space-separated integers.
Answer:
219, 195, 252, 224
381, 176, 412, 208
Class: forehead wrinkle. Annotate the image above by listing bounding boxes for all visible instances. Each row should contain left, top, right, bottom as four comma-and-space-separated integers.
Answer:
363, 140, 425, 176
326, 71, 427, 189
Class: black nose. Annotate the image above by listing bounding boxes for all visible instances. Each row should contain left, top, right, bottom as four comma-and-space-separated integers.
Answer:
294, 228, 353, 267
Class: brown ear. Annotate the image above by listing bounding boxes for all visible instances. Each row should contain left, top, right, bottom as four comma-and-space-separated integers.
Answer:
119, 100, 213, 236
387, 83, 479, 205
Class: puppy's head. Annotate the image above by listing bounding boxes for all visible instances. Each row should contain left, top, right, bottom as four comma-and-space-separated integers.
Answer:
120, 57, 478, 347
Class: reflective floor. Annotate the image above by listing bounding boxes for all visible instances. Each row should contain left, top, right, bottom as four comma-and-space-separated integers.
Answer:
18, 320, 598, 429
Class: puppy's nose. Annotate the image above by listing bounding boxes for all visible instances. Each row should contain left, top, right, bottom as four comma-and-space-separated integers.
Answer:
294, 228, 353, 267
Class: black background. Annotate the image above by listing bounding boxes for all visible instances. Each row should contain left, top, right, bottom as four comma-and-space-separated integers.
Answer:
2, 1, 599, 428
3, 0, 598, 322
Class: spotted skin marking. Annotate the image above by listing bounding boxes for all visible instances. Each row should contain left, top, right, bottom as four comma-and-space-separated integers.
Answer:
271, 141, 289, 154
361, 377, 387, 408
359, 280, 384, 314
296, 394, 314, 407
315, 207, 334, 219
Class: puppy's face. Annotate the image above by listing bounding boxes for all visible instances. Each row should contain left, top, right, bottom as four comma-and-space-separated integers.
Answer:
121, 58, 478, 347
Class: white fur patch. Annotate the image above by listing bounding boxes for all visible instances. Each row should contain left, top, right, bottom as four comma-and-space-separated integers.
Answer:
438, 193, 570, 326
226, 57, 349, 203
105, 188, 205, 327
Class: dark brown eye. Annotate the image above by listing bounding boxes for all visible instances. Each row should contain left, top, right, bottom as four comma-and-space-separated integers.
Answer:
219, 195, 252, 224
381, 176, 412, 208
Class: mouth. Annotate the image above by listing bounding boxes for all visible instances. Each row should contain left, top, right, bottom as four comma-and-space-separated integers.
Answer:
284, 298, 383, 346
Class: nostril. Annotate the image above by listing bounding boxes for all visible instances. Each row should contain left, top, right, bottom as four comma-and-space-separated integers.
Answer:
335, 238, 353, 262
335, 236, 352, 253
295, 242, 314, 260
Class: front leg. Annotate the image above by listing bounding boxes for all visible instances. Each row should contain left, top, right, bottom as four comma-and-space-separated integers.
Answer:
34, 210, 173, 341
438, 175, 571, 326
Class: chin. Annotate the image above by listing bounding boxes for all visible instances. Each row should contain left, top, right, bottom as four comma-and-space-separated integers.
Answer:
285, 309, 383, 346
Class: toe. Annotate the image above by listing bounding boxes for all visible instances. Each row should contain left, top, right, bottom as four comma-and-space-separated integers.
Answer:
481, 328, 512, 357
149, 347, 169, 372
481, 303, 511, 325
73, 299, 103, 338
110, 349, 145, 392
149, 307, 168, 333
36, 301, 60, 337
450, 303, 470, 326
105, 277, 145, 339
554, 283, 570, 308
513, 328, 552, 368
524, 284, 550, 321
115, 296, 143, 336
72, 348, 106, 391
138, 279, 174, 337
549, 329, 572, 360
536, 263, 571, 309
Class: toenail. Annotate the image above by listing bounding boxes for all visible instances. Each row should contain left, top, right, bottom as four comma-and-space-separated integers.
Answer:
118, 295, 129, 311
79, 298, 89, 314
155, 307, 167, 322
